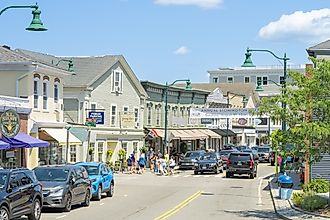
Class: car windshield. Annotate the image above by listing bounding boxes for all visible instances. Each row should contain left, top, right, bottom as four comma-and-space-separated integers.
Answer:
258, 148, 270, 153
34, 168, 70, 182
219, 151, 232, 156
201, 154, 216, 160
82, 165, 99, 175
0, 173, 8, 189
185, 152, 202, 158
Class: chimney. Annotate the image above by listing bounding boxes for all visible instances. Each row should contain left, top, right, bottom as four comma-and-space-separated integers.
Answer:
2, 45, 11, 50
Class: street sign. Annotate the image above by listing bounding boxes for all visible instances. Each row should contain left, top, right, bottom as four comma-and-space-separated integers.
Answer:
190, 108, 254, 119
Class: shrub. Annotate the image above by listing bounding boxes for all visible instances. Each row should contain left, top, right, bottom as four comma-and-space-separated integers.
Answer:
302, 192, 328, 211
303, 179, 329, 193
292, 192, 304, 207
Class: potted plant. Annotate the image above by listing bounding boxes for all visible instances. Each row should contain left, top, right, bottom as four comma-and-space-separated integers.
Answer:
140, 146, 147, 154
118, 149, 126, 162
106, 149, 113, 160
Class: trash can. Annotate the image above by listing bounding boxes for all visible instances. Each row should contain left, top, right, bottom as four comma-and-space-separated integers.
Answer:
279, 175, 293, 200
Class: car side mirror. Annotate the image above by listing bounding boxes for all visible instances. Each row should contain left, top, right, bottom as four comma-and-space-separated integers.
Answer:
7, 186, 12, 193
70, 177, 76, 184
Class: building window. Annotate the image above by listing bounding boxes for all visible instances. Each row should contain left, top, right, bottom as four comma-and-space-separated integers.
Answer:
156, 106, 161, 126
123, 106, 129, 114
263, 76, 268, 85
212, 77, 218, 83
244, 77, 250, 83
181, 107, 185, 117
134, 107, 139, 127
111, 105, 117, 126
98, 142, 104, 162
256, 76, 262, 85
33, 79, 39, 109
280, 76, 285, 85
227, 77, 233, 83
112, 69, 123, 93
122, 142, 128, 152
89, 143, 95, 161
133, 142, 138, 152
54, 83, 59, 103
91, 103, 96, 110
70, 145, 77, 162
147, 106, 152, 125
43, 80, 49, 110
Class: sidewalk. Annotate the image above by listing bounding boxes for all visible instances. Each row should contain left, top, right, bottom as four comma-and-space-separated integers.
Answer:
269, 171, 329, 219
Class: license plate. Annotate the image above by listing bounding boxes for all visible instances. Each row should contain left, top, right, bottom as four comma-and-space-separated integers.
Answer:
237, 162, 242, 166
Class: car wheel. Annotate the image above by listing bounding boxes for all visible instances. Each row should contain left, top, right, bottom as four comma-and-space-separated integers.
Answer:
83, 190, 91, 207
96, 185, 102, 201
28, 198, 41, 220
0, 206, 10, 220
63, 193, 72, 212
194, 171, 199, 175
271, 161, 275, 166
249, 173, 254, 179
106, 182, 114, 197
226, 172, 230, 178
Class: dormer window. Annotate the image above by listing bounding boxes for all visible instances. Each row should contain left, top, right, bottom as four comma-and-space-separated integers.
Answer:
111, 67, 123, 93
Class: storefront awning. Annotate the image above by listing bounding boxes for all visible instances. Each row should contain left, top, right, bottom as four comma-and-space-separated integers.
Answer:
211, 129, 236, 137
198, 129, 221, 138
0, 140, 10, 150
152, 129, 164, 138
41, 129, 81, 145
1, 133, 49, 149
190, 129, 208, 139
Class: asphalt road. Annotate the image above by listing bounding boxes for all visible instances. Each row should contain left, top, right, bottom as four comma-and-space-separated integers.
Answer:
35, 163, 278, 220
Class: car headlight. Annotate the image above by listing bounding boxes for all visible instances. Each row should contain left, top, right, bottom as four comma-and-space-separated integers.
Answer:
51, 187, 64, 197
194, 163, 199, 166
210, 163, 217, 167
191, 159, 197, 163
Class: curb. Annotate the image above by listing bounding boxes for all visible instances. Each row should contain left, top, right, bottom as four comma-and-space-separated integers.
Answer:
288, 199, 330, 219
268, 178, 292, 220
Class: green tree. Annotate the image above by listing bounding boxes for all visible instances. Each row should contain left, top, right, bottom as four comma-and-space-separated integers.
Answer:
256, 59, 330, 182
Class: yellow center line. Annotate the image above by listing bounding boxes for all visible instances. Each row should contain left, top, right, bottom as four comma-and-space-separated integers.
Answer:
154, 190, 202, 220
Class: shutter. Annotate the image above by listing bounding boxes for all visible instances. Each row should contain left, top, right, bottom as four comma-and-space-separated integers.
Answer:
311, 154, 330, 181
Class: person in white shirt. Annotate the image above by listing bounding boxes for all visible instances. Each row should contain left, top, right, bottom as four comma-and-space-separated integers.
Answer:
169, 156, 176, 175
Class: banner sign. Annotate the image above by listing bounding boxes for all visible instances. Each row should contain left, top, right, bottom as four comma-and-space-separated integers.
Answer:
190, 108, 254, 119
88, 112, 104, 124
0, 109, 20, 138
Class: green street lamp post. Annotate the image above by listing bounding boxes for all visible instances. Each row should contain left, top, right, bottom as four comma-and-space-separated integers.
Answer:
53, 59, 75, 73
164, 79, 192, 155
0, 3, 47, 31
225, 92, 248, 144
242, 47, 290, 176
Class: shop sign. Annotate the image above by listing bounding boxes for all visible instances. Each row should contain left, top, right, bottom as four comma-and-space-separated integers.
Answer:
88, 112, 104, 124
201, 118, 212, 124
121, 112, 135, 128
0, 109, 20, 138
238, 118, 248, 125
5, 151, 15, 158
190, 108, 254, 119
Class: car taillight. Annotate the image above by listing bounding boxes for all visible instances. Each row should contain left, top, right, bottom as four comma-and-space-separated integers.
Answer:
250, 160, 253, 168
227, 159, 231, 165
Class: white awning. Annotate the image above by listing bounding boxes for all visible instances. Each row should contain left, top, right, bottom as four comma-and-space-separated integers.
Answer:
42, 128, 81, 145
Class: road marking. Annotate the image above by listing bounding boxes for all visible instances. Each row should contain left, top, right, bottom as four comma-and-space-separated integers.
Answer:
56, 215, 67, 219
257, 178, 263, 206
100, 202, 105, 206
204, 175, 211, 178
154, 191, 202, 220
193, 175, 200, 178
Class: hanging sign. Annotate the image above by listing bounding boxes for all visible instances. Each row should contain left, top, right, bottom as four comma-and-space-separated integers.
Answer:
0, 109, 20, 138
190, 108, 254, 119
88, 112, 104, 125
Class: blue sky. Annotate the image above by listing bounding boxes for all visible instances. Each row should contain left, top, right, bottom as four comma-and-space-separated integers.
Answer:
1, 0, 330, 84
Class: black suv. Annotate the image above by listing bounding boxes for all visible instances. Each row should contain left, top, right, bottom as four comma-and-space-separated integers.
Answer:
0, 168, 43, 220
34, 165, 91, 212
226, 152, 257, 179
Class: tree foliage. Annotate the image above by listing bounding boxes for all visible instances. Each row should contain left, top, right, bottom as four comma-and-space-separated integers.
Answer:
256, 58, 330, 162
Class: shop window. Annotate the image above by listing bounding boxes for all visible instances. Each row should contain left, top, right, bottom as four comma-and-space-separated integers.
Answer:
122, 142, 128, 152
70, 145, 77, 162
98, 142, 104, 162
89, 143, 95, 161
133, 142, 138, 153
111, 105, 117, 126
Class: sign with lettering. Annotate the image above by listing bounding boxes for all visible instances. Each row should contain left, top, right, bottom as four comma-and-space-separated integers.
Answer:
88, 112, 104, 125
190, 108, 254, 119
0, 109, 20, 138
121, 112, 135, 128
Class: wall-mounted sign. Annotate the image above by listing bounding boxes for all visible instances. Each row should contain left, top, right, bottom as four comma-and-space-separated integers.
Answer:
121, 112, 135, 128
5, 150, 15, 158
0, 109, 20, 138
88, 112, 104, 125
201, 118, 213, 125
238, 118, 248, 125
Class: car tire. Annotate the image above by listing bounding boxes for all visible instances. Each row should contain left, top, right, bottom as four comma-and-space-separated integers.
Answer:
271, 161, 275, 166
220, 167, 223, 173
194, 171, 199, 175
226, 172, 230, 178
63, 193, 72, 212
28, 198, 41, 220
96, 185, 102, 201
249, 173, 254, 179
106, 182, 114, 197
83, 190, 91, 207
0, 206, 10, 220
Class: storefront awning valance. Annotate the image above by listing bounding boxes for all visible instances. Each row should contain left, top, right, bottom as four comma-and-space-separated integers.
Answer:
1, 133, 49, 149
190, 129, 208, 139
152, 129, 164, 138
0, 140, 10, 150
41, 129, 81, 145
211, 129, 236, 137
198, 129, 221, 139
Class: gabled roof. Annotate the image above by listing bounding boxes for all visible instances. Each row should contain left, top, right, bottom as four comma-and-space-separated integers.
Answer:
16, 49, 148, 98
308, 39, 330, 50
0, 46, 31, 63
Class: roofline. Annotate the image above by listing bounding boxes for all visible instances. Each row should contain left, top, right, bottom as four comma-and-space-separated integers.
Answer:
141, 80, 210, 94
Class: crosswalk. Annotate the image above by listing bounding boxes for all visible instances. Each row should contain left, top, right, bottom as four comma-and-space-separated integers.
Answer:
160, 173, 224, 178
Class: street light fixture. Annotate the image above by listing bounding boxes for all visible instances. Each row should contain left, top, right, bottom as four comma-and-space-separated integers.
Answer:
225, 92, 248, 144
0, 3, 47, 31
164, 79, 192, 155
242, 47, 290, 176
52, 59, 75, 73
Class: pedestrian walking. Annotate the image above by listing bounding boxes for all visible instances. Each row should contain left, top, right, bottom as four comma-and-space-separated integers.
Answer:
169, 156, 176, 175
130, 152, 136, 173
138, 155, 146, 174
127, 155, 133, 174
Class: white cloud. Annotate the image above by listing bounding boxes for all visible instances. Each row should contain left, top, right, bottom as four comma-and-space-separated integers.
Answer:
174, 46, 190, 55
154, 0, 223, 9
259, 8, 330, 43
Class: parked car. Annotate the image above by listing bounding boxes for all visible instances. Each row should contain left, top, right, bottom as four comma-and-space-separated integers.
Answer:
0, 168, 43, 220
219, 149, 238, 170
236, 146, 249, 151
194, 152, 223, 175
76, 162, 114, 200
226, 152, 258, 179
34, 165, 91, 212
178, 150, 205, 170
242, 149, 259, 163
257, 146, 272, 162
